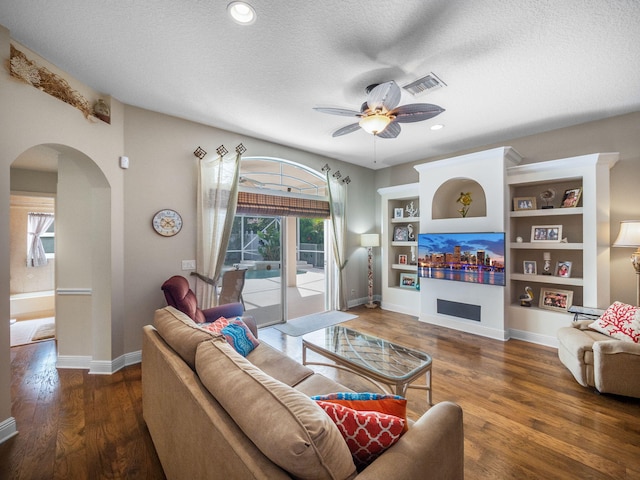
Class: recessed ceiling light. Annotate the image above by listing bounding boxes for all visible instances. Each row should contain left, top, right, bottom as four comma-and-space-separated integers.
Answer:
430, 124, 444, 131
228, 2, 256, 25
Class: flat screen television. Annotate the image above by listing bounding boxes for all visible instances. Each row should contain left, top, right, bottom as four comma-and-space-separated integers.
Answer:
417, 232, 506, 286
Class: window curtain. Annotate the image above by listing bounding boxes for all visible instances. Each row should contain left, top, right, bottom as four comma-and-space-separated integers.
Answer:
27, 212, 54, 267
195, 151, 241, 308
326, 171, 349, 310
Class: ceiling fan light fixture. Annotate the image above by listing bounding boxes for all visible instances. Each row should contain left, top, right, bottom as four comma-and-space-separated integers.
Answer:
227, 2, 256, 25
359, 113, 392, 135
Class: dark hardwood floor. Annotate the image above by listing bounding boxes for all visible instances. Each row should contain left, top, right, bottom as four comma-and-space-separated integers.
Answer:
2, 306, 639, 479
1, 339, 165, 480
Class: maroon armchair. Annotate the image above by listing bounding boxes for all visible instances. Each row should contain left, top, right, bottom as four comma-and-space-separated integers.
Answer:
161, 275, 250, 328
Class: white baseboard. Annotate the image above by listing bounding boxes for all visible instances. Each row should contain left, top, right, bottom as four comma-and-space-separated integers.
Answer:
347, 295, 379, 309
0, 417, 18, 445
509, 329, 558, 348
57, 350, 142, 374
56, 355, 92, 370
379, 301, 419, 317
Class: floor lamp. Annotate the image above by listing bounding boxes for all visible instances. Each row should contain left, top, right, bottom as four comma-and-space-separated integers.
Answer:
361, 233, 380, 309
612, 220, 640, 306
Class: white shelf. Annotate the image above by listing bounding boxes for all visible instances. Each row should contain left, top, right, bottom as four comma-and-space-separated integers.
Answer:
391, 264, 418, 271
391, 241, 417, 247
510, 242, 583, 250
510, 273, 584, 286
510, 207, 583, 218
391, 217, 420, 224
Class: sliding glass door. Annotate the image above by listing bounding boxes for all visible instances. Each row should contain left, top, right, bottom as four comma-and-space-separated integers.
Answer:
225, 214, 326, 327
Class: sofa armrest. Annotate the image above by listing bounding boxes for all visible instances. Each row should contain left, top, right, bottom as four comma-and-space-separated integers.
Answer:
593, 340, 640, 397
572, 320, 595, 330
356, 401, 464, 480
202, 302, 244, 322
594, 340, 640, 356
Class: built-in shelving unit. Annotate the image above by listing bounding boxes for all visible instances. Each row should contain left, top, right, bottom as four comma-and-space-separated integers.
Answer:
377, 149, 618, 347
378, 183, 420, 316
506, 152, 618, 344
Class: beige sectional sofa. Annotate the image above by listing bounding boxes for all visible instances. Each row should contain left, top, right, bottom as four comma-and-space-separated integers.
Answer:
142, 306, 464, 479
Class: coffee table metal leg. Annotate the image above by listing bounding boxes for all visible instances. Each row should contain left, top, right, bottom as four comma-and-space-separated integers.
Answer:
396, 383, 408, 397
426, 369, 432, 405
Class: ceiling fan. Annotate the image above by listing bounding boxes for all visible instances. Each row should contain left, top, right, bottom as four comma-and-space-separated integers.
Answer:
313, 81, 445, 138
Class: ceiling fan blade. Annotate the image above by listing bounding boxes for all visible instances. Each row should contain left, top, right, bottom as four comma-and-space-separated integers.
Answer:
366, 81, 401, 112
376, 122, 401, 139
313, 107, 361, 117
391, 103, 445, 123
332, 123, 362, 137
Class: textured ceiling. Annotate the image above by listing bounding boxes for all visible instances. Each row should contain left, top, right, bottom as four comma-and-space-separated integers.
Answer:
2, 1, 640, 170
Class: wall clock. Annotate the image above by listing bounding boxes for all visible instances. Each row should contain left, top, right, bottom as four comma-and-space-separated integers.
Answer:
152, 209, 183, 237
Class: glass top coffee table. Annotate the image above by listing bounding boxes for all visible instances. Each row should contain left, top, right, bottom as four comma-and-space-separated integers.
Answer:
302, 325, 432, 405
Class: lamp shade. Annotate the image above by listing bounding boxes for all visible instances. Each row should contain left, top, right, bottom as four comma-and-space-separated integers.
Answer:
613, 220, 640, 247
360, 233, 380, 247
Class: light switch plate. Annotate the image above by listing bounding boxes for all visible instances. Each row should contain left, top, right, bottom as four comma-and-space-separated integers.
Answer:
181, 260, 196, 270
119, 156, 129, 169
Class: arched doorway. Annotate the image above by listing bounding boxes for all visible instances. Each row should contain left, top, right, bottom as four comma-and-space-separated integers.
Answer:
9, 144, 112, 369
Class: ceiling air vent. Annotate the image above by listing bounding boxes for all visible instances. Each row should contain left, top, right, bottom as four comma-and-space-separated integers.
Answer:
402, 73, 447, 96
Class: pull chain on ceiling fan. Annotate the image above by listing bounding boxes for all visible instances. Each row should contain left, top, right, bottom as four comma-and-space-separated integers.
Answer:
313, 80, 445, 139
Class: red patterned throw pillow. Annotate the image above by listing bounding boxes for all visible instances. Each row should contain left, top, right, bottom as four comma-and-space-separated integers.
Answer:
311, 392, 408, 432
315, 400, 405, 470
589, 301, 640, 343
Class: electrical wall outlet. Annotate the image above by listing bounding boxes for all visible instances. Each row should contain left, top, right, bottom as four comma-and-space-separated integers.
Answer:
351, 289, 356, 297
181, 260, 196, 270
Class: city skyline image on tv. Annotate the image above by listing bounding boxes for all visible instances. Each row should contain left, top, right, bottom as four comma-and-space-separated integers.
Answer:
417, 232, 506, 286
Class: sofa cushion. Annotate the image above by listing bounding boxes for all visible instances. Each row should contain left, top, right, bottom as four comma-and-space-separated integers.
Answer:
195, 339, 357, 480
294, 372, 352, 397
153, 306, 221, 370
247, 342, 315, 387
588, 302, 640, 343
202, 317, 260, 356
311, 392, 408, 433
315, 400, 405, 470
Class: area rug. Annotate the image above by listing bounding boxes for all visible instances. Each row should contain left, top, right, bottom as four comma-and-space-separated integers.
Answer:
273, 310, 357, 337
10, 317, 56, 347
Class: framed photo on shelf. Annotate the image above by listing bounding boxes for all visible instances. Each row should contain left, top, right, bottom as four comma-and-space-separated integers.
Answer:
560, 188, 582, 208
393, 225, 409, 242
531, 225, 562, 242
539, 288, 573, 312
555, 261, 572, 278
513, 196, 537, 211
398, 254, 408, 265
523, 260, 537, 275
400, 273, 417, 289
393, 207, 404, 219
